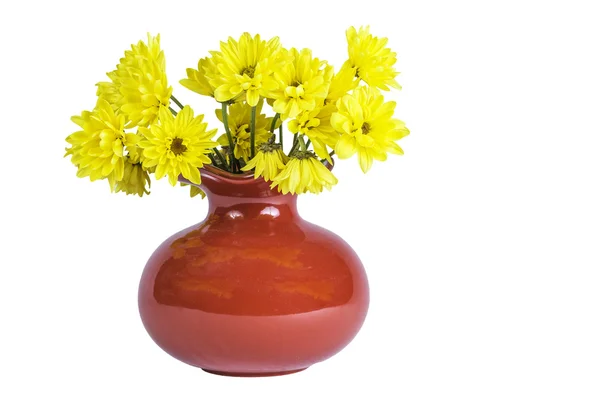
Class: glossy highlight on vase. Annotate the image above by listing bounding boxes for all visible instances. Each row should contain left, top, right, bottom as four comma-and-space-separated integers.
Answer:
138, 166, 369, 377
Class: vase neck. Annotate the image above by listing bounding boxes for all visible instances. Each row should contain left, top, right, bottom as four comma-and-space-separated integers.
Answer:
205, 192, 298, 221
180, 166, 299, 221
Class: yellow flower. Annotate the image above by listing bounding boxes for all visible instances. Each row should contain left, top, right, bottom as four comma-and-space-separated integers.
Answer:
180, 57, 218, 97
138, 106, 217, 186
96, 71, 121, 110
288, 104, 339, 162
65, 99, 139, 187
96, 34, 172, 128
271, 48, 333, 119
331, 86, 409, 173
343, 26, 401, 91
114, 157, 151, 196
215, 101, 273, 162
241, 141, 288, 182
207, 33, 282, 106
270, 152, 338, 195
326, 65, 359, 104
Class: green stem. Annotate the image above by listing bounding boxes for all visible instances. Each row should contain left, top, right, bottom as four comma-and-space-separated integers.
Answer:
279, 124, 283, 148
305, 139, 312, 149
221, 102, 236, 171
171, 95, 184, 110
169, 107, 177, 116
250, 106, 257, 159
270, 113, 280, 133
329, 150, 335, 157
208, 153, 218, 166
298, 135, 307, 151
288, 134, 299, 156
213, 148, 228, 170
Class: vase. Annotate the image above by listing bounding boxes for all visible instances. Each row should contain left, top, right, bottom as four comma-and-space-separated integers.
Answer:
138, 165, 370, 377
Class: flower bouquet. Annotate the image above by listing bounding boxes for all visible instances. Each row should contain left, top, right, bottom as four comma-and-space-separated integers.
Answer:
65, 27, 408, 196
65, 27, 409, 377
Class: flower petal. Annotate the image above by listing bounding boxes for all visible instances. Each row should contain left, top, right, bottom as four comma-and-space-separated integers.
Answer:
335, 135, 357, 159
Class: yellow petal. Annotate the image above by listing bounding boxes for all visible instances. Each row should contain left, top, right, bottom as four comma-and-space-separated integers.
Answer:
187, 164, 201, 184
358, 149, 373, 173
246, 89, 260, 106
335, 135, 357, 159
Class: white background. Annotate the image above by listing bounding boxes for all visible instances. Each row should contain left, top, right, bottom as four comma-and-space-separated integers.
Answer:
1, 0, 599, 399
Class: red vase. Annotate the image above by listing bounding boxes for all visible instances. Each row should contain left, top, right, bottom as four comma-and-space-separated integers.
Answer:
138, 165, 369, 377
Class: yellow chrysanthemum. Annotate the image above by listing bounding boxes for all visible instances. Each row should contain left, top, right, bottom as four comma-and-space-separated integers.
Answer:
180, 57, 218, 98
114, 157, 151, 196
139, 106, 217, 186
331, 86, 409, 173
241, 141, 288, 182
65, 99, 140, 187
97, 34, 172, 128
343, 26, 401, 91
270, 152, 338, 195
325, 65, 359, 104
271, 48, 333, 119
216, 101, 273, 162
96, 71, 121, 109
288, 104, 339, 162
207, 33, 283, 106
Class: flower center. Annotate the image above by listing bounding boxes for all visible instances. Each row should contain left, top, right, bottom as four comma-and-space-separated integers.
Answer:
361, 122, 371, 135
170, 137, 187, 155
240, 65, 256, 78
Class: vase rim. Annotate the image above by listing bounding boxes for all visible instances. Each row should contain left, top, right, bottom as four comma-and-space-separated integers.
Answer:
180, 164, 283, 198
182, 160, 333, 198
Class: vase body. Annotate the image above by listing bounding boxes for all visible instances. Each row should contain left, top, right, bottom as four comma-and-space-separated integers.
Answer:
138, 166, 369, 377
